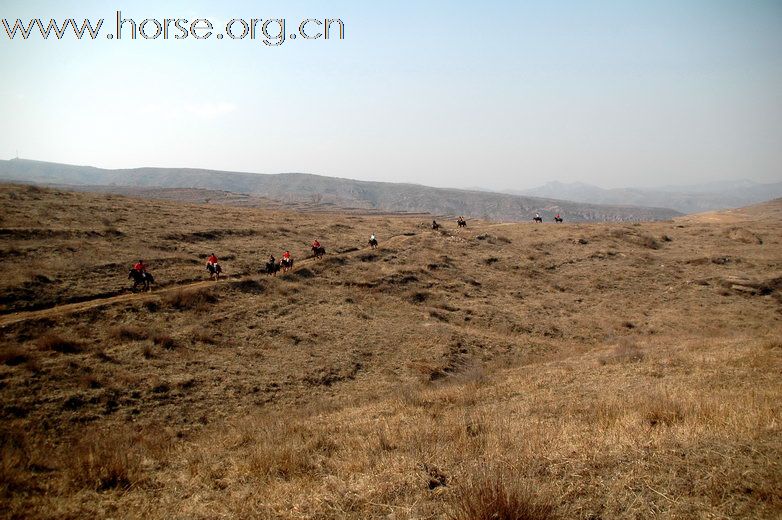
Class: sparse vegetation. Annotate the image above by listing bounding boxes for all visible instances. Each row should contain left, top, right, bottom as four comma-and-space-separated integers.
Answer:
35, 333, 83, 354
0, 185, 779, 519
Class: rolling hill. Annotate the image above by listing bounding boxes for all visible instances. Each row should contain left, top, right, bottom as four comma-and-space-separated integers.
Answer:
0, 158, 681, 222
0, 184, 779, 518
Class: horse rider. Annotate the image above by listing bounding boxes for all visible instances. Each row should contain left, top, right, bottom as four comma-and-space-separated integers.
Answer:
206, 253, 219, 269
282, 250, 292, 263
556, 213, 561, 220
312, 239, 321, 250
133, 259, 147, 275
268, 253, 276, 265
370, 233, 376, 242
535, 212, 540, 219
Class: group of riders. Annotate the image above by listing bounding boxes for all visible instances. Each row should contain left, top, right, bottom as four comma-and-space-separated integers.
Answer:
128, 232, 380, 290
129, 212, 563, 291
534, 212, 563, 223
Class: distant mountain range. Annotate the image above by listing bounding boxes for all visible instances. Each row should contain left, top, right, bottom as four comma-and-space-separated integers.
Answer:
512, 180, 782, 214
0, 158, 681, 222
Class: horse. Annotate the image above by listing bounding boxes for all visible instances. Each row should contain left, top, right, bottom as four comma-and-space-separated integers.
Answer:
206, 262, 222, 280
265, 261, 280, 276
432, 221, 440, 230
311, 246, 326, 259
457, 219, 467, 228
533, 216, 543, 223
368, 238, 378, 249
554, 216, 563, 223
280, 258, 294, 273
128, 269, 154, 292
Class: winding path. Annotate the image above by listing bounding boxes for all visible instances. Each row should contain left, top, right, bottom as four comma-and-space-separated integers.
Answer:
0, 231, 427, 328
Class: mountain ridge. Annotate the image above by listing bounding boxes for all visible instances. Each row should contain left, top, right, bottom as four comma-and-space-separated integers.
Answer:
0, 158, 680, 222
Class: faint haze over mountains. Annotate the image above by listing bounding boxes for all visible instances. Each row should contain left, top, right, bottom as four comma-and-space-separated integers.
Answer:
0, 158, 681, 222
512, 180, 782, 214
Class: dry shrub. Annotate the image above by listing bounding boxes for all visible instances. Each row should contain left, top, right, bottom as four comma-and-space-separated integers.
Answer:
0, 346, 29, 366
641, 394, 687, 427
66, 429, 148, 492
142, 344, 154, 359
598, 339, 645, 365
36, 333, 83, 354
108, 324, 148, 342
230, 279, 266, 294
242, 425, 322, 481
409, 291, 429, 304
163, 288, 218, 311
609, 229, 660, 249
726, 227, 763, 245
449, 465, 557, 520
191, 328, 218, 345
152, 333, 178, 350
639, 234, 661, 249
0, 427, 44, 495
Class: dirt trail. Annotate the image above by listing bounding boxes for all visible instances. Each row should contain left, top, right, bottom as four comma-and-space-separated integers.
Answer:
0, 232, 423, 328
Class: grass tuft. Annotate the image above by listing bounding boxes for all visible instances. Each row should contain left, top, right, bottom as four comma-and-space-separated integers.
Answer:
449, 466, 557, 520
108, 324, 148, 342
163, 288, 219, 311
36, 334, 83, 354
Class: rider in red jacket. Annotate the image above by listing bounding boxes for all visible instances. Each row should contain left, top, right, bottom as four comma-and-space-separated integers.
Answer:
133, 260, 146, 272
206, 254, 218, 266
312, 240, 321, 249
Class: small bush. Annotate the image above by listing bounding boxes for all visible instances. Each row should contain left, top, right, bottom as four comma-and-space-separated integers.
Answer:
289, 267, 314, 279
231, 279, 266, 294
152, 334, 178, 350
163, 288, 218, 311
409, 291, 429, 304
0, 347, 29, 366
36, 334, 83, 354
639, 234, 660, 249
142, 300, 159, 312
191, 329, 218, 345
67, 430, 144, 491
449, 467, 557, 520
109, 325, 148, 342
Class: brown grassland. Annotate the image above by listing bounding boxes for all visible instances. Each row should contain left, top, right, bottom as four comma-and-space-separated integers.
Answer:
0, 184, 780, 519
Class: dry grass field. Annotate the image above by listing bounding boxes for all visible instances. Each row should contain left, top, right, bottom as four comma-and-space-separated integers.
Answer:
1, 184, 780, 519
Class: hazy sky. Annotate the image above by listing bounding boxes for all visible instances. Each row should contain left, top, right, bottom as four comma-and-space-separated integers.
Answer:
1, 0, 780, 190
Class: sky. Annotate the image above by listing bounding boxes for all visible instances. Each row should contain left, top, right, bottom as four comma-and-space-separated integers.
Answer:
1, 0, 780, 190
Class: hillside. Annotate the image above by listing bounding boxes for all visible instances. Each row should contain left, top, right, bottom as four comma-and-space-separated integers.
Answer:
516, 180, 782, 214
0, 185, 779, 519
0, 159, 681, 222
